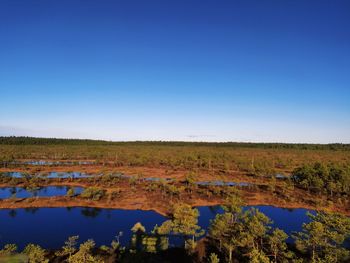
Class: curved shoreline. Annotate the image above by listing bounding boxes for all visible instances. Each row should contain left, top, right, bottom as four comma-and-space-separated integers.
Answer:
1, 195, 349, 217
1, 169, 349, 216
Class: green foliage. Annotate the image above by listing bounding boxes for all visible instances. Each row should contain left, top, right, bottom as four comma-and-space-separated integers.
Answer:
293, 211, 350, 262
131, 222, 146, 252
1, 137, 349, 178
184, 238, 197, 255
209, 197, 294, 263
158, 203, 204, 243
67, 239, 103, 263
0, 244, 17, 256
130, 222, 169, 253
0, 254, 28, 263
1, 136, 349, 151
222, 195, 244, 215
80, 187, 105, 201
110, 240, 120, 251
185, 172, 197, 186
56, 235, 79, 257
157, 236, 169, 251
110, 231, 123, 251
99, 245, 110, 252
292, 162, 350, 195
131, 222, 146, 234
172, 203, 204, 238
240, 208, 272, 248
66, 187, 75, 197
209, 207, 274, 263
2, 209, 349, 263
268, 228, 292, 262
23, 244, 48, 263
249, 248, 271, 263
155, 220, 173, 235
142, 236, 157, 253
208, 253, 220, 263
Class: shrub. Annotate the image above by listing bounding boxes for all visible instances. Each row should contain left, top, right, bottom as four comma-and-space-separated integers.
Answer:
80, 187, 105, 201
23, 244, 48, 263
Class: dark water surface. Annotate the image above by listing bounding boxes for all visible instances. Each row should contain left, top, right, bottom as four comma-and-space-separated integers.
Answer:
1, 172, 94, 179
0, 208, 166, 249
0, 205, 312, 249
0, 186, 84, 199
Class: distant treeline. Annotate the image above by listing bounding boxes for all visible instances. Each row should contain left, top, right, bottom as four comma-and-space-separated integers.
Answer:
1, 136, 349, 150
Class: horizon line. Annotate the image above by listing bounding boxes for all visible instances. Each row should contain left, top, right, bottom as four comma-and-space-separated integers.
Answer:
1, 135, 349, 146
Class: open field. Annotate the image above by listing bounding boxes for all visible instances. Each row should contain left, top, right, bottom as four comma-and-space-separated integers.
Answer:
1, 137, 349, 214
1, 137, 350, 177
1, 137, 349, 262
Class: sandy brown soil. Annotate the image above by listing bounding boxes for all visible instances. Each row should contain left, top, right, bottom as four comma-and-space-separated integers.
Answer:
0, 162, 348, 216
0, 179, 349, 216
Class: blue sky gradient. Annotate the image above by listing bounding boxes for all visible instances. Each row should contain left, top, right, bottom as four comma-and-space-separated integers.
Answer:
0, 0, 349, 143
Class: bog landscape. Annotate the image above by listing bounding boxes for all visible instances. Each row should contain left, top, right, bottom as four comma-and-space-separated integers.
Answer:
1, 1, 350, 262
0, 138, 349, 262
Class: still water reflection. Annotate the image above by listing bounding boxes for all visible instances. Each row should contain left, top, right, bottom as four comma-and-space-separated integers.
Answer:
0, 206, 312, 249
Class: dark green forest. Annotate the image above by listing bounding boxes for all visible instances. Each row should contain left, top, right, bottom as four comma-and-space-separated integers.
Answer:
1, 136, 350, 151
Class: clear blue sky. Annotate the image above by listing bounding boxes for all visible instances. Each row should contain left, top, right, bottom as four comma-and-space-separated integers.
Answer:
0, 0, 349, 143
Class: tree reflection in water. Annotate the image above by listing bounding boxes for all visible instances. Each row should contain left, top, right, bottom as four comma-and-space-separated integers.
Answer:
24, 207, 39, 214
81, 208, 102, 218
9, 209, 17, 218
